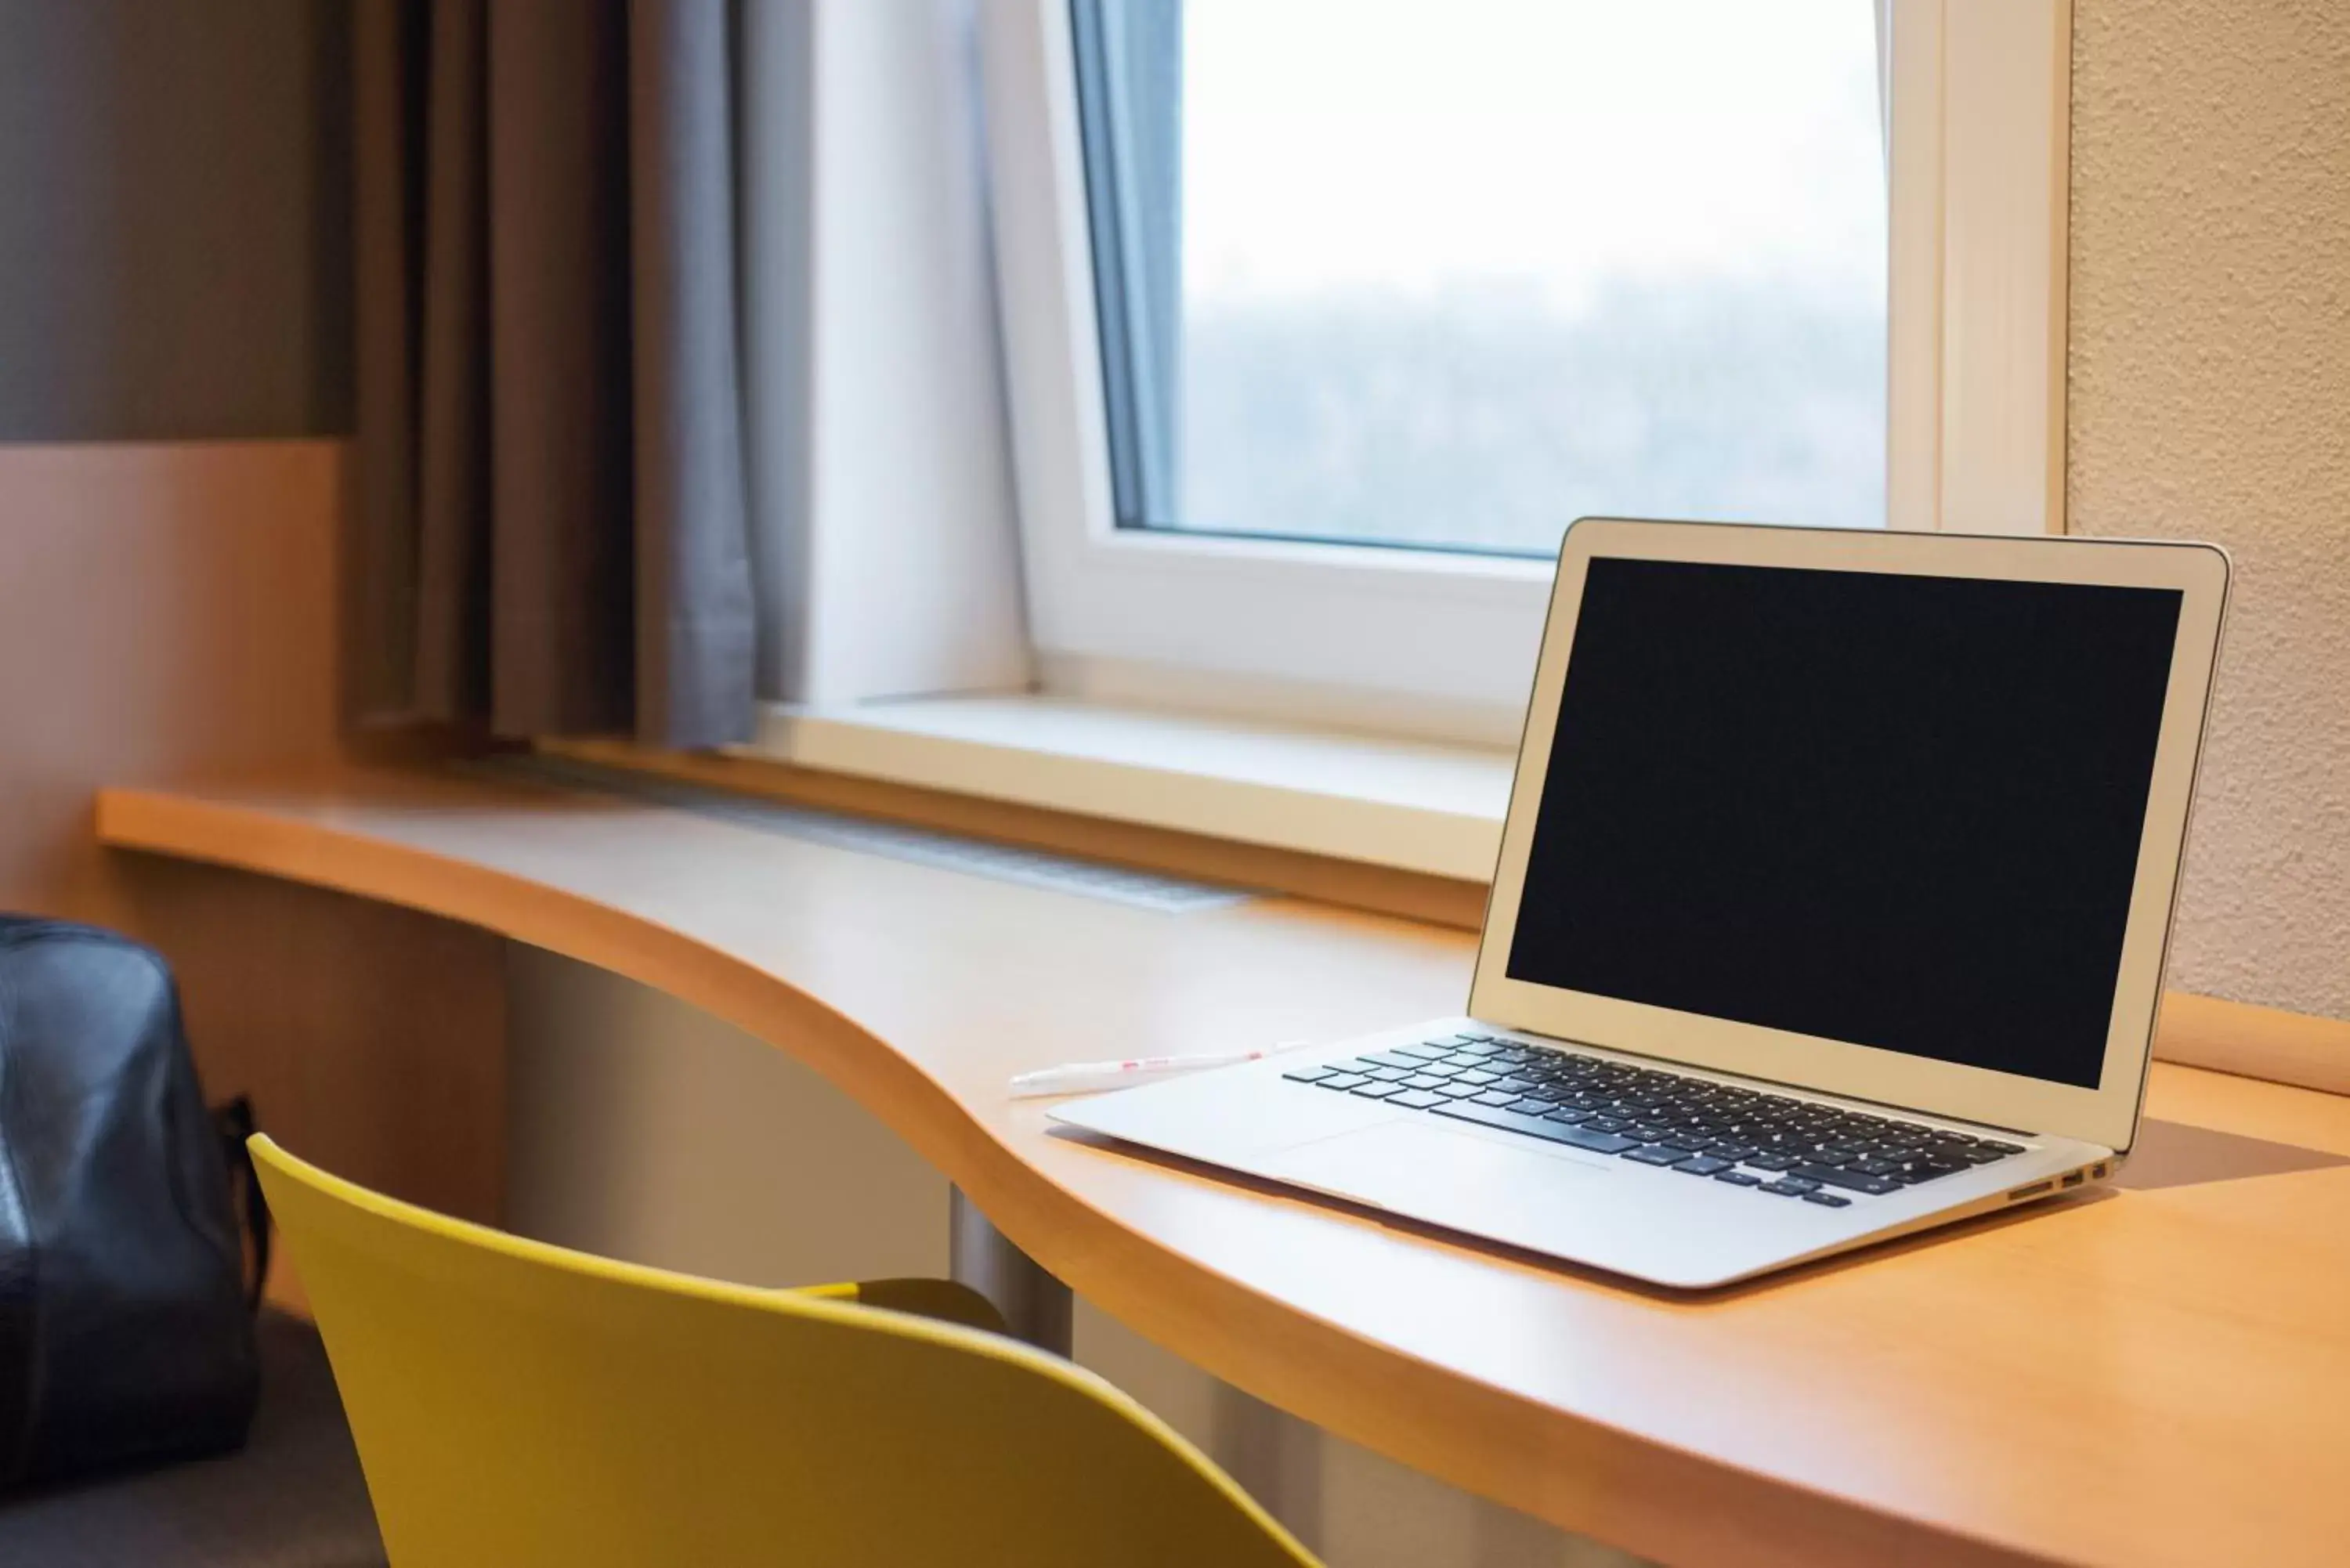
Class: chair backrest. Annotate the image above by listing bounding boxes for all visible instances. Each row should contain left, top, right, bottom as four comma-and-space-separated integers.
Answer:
251, 1137, 1320, 1568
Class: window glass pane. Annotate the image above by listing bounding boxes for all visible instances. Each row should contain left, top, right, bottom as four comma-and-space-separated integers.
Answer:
1073, 0, 1889, 556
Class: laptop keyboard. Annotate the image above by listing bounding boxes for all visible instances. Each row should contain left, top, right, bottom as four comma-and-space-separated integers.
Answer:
1284, 1031, 2026, 1207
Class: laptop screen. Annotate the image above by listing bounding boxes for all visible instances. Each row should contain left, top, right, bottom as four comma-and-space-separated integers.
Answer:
1506, 556, 2183, 1089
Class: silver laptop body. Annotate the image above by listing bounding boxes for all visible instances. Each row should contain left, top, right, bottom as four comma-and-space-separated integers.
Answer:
1055, 519, 2229, 1288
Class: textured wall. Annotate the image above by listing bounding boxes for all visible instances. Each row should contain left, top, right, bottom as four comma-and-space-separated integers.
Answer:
2070, 0, 2350, 1020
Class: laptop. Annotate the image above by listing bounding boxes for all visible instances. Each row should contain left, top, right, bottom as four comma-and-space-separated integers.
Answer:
1053, 518, 2230, 1288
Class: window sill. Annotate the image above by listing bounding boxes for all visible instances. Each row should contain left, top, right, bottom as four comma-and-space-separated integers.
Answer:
741, 695, 1515, 884
527, 704, 2350, 1100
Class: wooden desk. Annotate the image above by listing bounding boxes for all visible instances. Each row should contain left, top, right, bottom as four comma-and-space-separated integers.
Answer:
97, 768, 2350, 1568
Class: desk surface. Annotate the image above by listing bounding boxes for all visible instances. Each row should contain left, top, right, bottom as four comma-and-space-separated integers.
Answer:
97, 768, 2350, 1568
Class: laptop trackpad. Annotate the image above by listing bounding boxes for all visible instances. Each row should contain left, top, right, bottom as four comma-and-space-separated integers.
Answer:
1264, 1117, 1605, 1212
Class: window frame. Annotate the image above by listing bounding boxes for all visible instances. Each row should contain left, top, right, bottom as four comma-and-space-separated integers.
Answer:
976, 0, 2070, 740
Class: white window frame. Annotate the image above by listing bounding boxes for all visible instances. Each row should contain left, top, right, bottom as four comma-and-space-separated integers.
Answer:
977, 0, 2070, 742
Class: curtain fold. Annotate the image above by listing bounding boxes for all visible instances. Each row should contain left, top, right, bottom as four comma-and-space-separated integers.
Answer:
627, 0, 756, 750
351, 0, 757, 750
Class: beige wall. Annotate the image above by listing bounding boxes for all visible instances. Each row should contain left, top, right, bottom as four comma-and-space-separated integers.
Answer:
0, 443, 342, 919
0, 443, 508, 1239
2070, 0, 2350, 1020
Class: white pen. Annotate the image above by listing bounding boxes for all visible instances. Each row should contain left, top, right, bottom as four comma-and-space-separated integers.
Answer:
1009, 1042, 1310, 1098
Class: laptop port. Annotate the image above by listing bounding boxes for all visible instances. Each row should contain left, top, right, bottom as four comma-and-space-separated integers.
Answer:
2008, 1181, 2053, 1201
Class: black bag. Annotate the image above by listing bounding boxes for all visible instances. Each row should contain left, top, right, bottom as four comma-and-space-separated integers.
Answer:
0, 916, 262, 1488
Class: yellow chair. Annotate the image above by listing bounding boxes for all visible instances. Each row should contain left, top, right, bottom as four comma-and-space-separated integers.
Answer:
250, 1136, 1321, 1567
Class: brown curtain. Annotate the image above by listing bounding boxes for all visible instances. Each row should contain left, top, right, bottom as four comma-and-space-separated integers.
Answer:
349, 0, 756, 750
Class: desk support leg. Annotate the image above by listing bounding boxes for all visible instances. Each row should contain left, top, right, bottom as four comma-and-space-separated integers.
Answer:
949, 1187, 1072, 1356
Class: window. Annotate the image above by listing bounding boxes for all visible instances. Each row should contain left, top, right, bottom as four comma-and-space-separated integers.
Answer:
1073, 0, 1889, 558
979, 0, 2070, 740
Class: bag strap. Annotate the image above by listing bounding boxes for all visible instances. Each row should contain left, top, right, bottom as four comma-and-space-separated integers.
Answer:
212, 1097, 270, 1313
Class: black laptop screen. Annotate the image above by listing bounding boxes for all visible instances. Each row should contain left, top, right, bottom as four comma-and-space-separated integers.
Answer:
1505, 556, 2182, 1089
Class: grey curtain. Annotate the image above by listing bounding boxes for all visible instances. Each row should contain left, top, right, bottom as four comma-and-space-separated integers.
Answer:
349, 0, 756, 749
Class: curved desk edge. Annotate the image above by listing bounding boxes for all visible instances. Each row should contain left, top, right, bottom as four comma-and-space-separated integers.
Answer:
94, 775, 2323, 1568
